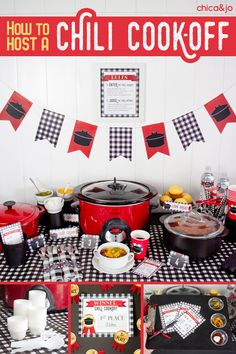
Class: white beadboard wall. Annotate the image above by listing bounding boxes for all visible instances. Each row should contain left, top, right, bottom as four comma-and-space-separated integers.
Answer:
0, 0, 236, 204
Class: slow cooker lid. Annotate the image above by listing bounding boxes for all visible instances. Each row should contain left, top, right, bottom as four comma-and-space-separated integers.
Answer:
164, 211, 224, 239
0, 201, 39, 226
75, 178, 157, 205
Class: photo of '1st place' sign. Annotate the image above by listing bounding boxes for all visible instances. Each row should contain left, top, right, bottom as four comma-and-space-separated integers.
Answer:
1, 8, 236, 62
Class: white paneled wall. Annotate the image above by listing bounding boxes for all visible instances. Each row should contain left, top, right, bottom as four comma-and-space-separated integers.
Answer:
0, 0, 236, 203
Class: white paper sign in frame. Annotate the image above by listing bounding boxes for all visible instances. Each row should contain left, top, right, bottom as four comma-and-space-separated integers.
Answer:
92, 63, 146, 124
79, 293, 134, 338
101, 68, 140, 118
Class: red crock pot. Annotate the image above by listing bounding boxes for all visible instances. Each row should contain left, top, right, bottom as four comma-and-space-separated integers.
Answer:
4, 284, 68, 312
0, 201, 44, 246
73, 178, 157, 242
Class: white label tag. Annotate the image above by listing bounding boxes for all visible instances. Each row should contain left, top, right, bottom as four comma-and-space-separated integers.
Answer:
49, 227, 79, 240
63, 214, 79, 223
163, 202, 192, 212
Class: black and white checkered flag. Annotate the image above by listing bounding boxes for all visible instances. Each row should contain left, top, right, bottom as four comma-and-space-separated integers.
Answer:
35, 109, 65, 147
173, 111, 205, 150
109, 127, 132, 161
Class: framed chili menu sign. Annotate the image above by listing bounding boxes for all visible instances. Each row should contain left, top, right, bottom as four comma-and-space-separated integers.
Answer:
79, 294, 134, 337
101, 68, 140, 118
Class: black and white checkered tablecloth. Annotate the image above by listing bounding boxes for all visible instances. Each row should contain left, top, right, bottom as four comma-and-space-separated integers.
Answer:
230, 318, 236, 342
0, 301, 67, 354
0, 223, 235, 282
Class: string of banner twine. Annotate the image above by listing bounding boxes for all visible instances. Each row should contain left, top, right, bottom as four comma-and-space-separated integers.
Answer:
1, 77, 236, 135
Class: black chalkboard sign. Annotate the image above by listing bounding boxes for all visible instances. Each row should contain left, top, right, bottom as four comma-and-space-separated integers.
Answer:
27, 234, 45, 251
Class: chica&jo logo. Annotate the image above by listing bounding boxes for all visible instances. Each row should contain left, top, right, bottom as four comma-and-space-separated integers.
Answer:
197, 3, 233, 13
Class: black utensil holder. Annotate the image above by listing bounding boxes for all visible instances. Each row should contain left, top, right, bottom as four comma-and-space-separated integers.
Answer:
3, 239, 27, 267
48, 211, 64, 229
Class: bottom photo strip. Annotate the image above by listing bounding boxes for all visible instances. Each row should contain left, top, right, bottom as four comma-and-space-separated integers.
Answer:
0, 282, 235, 353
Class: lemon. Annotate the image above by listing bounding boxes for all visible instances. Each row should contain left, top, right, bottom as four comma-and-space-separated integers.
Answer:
168, 185, 183, 199
163, 191, 170, 196
182, 193, 193, 204
160, 195, 173, 206
174, 197, 188, 204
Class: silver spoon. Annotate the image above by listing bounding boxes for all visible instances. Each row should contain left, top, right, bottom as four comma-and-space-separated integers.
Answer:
29, 177, 41, 193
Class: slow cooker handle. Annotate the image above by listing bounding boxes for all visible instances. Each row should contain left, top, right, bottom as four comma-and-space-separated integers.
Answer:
150, 196, 159, 210
37, 205, 45, 217
71, 200, 80, 211
25, 285, 55, 311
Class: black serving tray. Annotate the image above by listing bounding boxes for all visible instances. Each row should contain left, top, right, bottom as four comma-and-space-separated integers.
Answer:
146, 295, 233, 353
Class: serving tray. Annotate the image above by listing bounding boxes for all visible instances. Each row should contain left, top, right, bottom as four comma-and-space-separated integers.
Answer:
146, 295, 233, 352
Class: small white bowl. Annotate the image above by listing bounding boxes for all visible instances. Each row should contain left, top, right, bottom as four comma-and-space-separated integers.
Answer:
44, 197, 64, 214
35, 190, 53, 205
56, 187, 74, 200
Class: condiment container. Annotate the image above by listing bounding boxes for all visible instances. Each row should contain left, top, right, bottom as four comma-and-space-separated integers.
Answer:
13, 299, 33, 318
7, 315, 28, 340
28, 306, 47, 336
28, 290, 46, 307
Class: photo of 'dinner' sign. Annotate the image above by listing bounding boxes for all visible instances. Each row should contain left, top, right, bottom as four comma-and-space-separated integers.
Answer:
79, 294, 134, 337
0, 8, 235, 62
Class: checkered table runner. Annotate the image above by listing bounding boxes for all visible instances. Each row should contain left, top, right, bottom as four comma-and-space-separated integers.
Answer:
0, 223, 235, 282
0, 301, 67, 354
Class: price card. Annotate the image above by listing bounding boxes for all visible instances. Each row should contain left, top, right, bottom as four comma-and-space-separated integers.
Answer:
27, 234, 45, 251
0, 222, 24, 245
167, 251, 189, 271
132, 258, 163, 278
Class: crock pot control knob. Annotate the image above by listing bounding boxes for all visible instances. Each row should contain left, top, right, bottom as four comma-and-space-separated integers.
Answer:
3, 201, 16, 209
100, 218, 131, 243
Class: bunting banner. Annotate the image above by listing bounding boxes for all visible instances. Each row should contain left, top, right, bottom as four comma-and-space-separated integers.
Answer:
35, 109, 64, 147
173, 111, 205, 150
142, 123, 170, 159
68, 120, 97, 157
204, 93, 236, 133
0, 78, 236, 159
109, 127, 132, 161
0, 91, 32, 130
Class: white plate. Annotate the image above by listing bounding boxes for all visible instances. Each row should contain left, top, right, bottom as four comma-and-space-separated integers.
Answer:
92, 256, 135, 275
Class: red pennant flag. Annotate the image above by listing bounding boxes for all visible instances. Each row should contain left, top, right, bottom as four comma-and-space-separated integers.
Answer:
204, 93, 236, 133
0, 91, 32, 130
68, 120, 97, 157
142, 123, 170, 159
